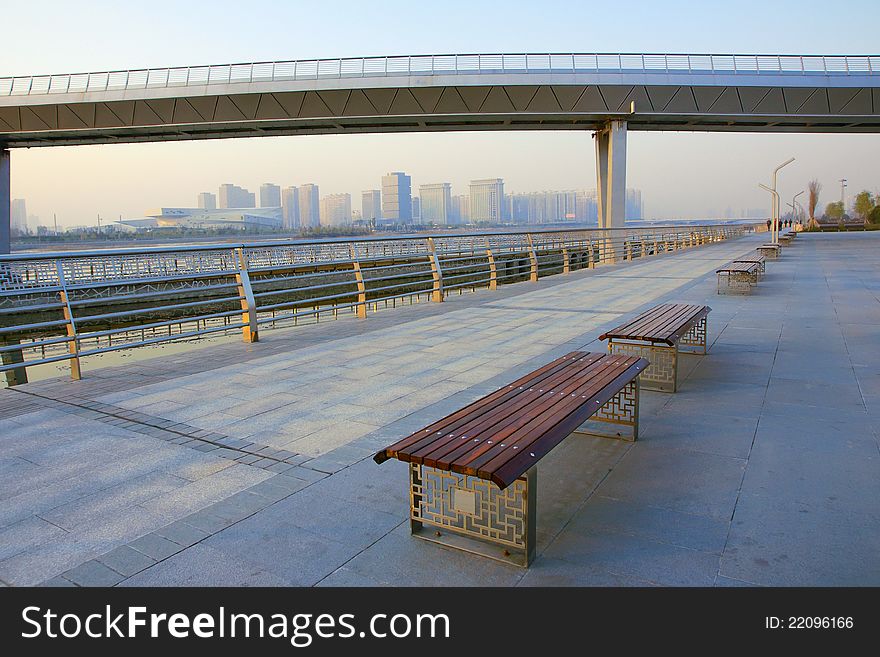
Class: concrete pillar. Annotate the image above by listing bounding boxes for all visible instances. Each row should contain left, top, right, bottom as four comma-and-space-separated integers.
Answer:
595, 120, 627, 229
1, 148, 9, 255
595, 121, 627, 262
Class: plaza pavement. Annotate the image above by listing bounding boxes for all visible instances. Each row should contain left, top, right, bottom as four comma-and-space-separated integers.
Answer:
0, 231, 878, 587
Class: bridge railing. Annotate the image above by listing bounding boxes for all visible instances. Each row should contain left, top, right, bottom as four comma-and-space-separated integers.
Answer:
2, 53, 877, 97
0, 224, 755, 384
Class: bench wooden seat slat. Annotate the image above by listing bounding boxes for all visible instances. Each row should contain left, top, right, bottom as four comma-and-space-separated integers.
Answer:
415, 353, 609, 468
716, 261, 760, 274
598, 303, 709, 345
615, 304, 687, 342
488, 363, 645, 487
644, 304, 707, 343
474, 358, 644, 485
445, 354, 636, 475
605, 304, 702, 344
382, 352, 602, 460
416, 354, 637, 474
614, 303, 692, 340
375, 351, 647, 490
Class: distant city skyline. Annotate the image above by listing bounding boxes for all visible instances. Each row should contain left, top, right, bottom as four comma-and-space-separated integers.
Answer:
4, 0, 878, 228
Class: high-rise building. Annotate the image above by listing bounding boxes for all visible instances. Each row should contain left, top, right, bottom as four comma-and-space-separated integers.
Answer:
411, 197, 420, 221
298, 184, 320, 228
197, 192, 217, 210
420, 183, 452, 225
260, 183, 281, 208
10, 199, 27, 233
451, 195, 470, 223
320, 193, 352, 226
281, 186, 300, 229
381, 172, 412, 222
469, 179, 504, 223
361, 190, 381, 223
218, 184, 234, 208
578, 191, 599, 224
506, 190, 595, 224
218, 184, 255, 209
625, 188, 644, 221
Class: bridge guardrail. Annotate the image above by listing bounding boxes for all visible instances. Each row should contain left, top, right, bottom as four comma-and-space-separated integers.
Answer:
0, 224, 755, 384
2, 53, 877, 97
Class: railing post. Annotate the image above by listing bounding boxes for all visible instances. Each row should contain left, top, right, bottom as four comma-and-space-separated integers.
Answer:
526, 234, 539, 282
562, 244, 570, 274
485, 238, 498, 290
426, 238, 444, 302
349, 245, 367, 318
56, 262, 82, 380
235, 248, 259, 343
1, 336, 28, 386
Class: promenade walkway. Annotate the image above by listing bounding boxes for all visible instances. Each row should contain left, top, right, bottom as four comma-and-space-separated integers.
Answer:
1, 232, 877, 587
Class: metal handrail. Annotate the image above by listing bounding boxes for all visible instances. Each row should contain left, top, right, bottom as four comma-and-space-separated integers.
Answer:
2, 52, 877, 97
0, 223, 756, 383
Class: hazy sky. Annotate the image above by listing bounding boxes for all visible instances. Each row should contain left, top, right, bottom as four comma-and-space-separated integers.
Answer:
4, 0, 879, 226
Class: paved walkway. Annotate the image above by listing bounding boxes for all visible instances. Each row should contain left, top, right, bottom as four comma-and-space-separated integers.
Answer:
1, 232, 878, 586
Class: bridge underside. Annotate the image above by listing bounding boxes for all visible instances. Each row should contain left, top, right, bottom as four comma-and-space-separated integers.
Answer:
2, 79, 878, 251
1, 83, 879, 147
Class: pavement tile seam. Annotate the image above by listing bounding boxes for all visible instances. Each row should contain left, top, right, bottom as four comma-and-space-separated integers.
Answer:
51, 464, 335, 586
6, 388, 308, 473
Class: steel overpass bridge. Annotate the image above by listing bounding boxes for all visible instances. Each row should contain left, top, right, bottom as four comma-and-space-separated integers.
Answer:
2, 52, 879, 251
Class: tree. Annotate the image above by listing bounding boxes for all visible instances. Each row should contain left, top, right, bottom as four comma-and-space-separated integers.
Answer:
825, 201, 844, 220
807, 179, 822, 230
869, 205, 880, 226
853, 191, 875, 221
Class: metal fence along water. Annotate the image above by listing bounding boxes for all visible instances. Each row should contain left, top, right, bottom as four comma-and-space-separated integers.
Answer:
0, 224, 751, 383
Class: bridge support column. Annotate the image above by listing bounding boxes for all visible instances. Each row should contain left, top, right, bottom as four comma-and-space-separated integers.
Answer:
1, 149, 10, 255
595, 121, 627, 263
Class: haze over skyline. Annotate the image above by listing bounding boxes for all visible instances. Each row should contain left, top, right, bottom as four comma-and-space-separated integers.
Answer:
4, 0, 879, 227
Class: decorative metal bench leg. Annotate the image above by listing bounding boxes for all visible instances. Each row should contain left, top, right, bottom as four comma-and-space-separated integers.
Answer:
679, 316, 707, 355
409, 463, 536, 567
573, 378, 640, 441
609, 339, 677, 392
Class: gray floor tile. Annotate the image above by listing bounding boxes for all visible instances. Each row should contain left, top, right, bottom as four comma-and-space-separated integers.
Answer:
597, 442, 746, 520
63, 559, 125, 587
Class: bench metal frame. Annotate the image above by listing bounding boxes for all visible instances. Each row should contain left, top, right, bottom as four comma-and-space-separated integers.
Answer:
407, 379, 640, 567
607, 320, 705, 393
757, 244, 781, 258
717, 265, 759, 295
733, 257, 766, 277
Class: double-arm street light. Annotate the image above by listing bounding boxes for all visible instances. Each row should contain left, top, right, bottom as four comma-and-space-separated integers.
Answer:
791, 190, 804, 225
758, 157, 795, 243
759, 184, 779, 237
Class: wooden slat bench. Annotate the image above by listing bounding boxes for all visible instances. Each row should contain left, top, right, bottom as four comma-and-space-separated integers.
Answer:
757, 243, 781, 258
598, 303, 710, 393
716, 261, 760, 295
733, 254, 766, 277
374, 351, 648, 567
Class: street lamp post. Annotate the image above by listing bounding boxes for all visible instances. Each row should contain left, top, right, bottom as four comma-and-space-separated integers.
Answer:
769, 158, 795, 243
839, 178, 847, 215
791, 190, 804, 226
759, 183, 780, 238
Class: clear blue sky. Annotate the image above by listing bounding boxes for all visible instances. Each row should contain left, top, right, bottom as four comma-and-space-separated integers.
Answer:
4, 0, 879, 225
